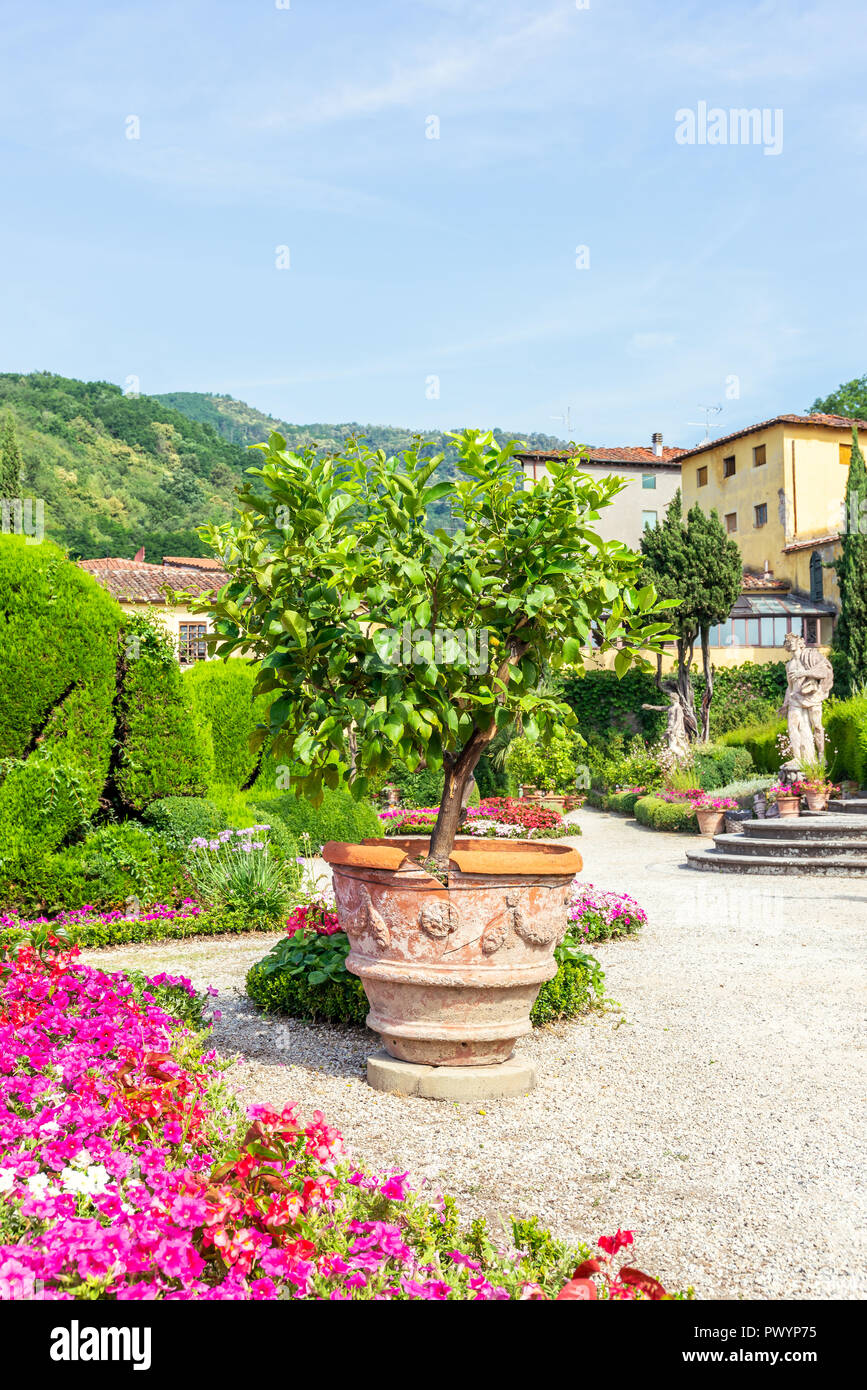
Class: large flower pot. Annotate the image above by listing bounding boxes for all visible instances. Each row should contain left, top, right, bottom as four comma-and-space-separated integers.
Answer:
695, 807, 725, 836
322, 836, 582, 1066
775, 795, 800, 818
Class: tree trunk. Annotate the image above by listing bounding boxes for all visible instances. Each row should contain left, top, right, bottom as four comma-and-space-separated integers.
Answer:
427, 731, 489, 872
675, 636, 699, 742
699, 627, 713, 743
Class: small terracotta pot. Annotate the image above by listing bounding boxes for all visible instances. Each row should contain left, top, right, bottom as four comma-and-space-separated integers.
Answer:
775, 795, 800, 818
695, 807, 725, 836
323, 835, 582, 1067
803, 791, 829, 812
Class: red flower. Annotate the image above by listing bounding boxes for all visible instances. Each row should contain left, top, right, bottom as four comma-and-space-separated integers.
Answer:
597, 1229, 634, 1256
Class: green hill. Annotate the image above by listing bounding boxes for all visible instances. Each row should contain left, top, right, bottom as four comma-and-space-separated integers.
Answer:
154, 391, 568, 466
0, 373, 568, 559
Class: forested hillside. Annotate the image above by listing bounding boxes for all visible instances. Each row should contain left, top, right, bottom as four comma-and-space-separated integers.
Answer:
0, 373, 567, 559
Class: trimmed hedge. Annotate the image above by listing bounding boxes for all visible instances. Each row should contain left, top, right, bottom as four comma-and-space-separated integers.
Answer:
115, 616, 214, 809
826, 695, 867, 784
718, 719, 785, 773
254, 787, 381, 846
603, 790, 645, 815
2, 903, 285, 952
183, 659, 270, 789
634, 795, 700, 834
0, 823, 186, 916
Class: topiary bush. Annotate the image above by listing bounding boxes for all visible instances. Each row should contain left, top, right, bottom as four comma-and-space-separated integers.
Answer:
114, 615, 214, 809
183, 658, 271, 789
0, 536, 121, 858
633, 795, 699, 833
0, 821, 187, 915
253, 787, 381, 846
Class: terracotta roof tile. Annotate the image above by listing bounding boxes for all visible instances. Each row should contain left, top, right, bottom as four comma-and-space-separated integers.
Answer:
676, 413, 867, 461
517, 445, 686, 468
78, 558, 228, 603
741, 570, 789, 591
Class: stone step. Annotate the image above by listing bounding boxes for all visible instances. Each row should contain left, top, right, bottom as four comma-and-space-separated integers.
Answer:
828, 799, 867, 814
744, 816, 867, 840
686, 848, 867, 876
712, 833, 867, 859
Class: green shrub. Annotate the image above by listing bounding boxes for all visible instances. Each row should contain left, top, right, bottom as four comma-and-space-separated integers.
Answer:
583, 732, 665, 794
474, 753, 509, 801
0, 758, 94, 862
246, 930, 368, 1026
115, 616, 214, 809
826, 695, 867, 784
718, 719, 785, 773
30, 904, 284, 950
634, 795, 699, 833
0, 536, 120, 853
694, 661, 787, 738
530, 947, 606, 1025
254, 787, 381, 846
711, 775, 774, 807
604, 790, 644, 815
142, 796, 228, 856
693, 743, 754, 790
183, 659, 271, 789
0, 820, 187, 915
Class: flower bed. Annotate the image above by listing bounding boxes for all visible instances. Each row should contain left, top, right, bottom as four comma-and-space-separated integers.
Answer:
378, 797, 577, 840
0, 941, 683, 1300
568, 884, 647, 943
0, 900, 285, 953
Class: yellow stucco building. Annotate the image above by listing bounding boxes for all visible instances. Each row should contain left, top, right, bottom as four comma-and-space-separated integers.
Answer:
78, 555, 227, 664
678, 412, 867, 666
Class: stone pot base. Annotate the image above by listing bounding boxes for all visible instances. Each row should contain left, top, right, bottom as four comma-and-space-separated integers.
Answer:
367, 1050, 536, 1101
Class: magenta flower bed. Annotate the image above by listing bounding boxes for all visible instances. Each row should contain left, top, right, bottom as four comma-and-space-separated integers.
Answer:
0, 941, 678, 1300
568, 882, 647, 943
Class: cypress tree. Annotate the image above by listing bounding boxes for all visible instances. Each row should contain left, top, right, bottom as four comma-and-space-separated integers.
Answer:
832, 427, 867, 686
0, 413, 22, 498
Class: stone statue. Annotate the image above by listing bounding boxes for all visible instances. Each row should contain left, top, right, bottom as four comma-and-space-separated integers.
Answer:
642, 680, 693, 767
779, 632, 833, 767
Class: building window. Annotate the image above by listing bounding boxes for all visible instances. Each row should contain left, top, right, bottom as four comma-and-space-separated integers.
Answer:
179, 623, 208, 663
642, 474, 656, 489
707, 612, 817, 648
754, 502, 768, 527
725, 512, 737, 533
697, 465, 708, 487
805, 617, 818, 646
723, 455, 736, 478
753, 444, 766, 467
642, 510, 658, 530
840, 443, 852, 468
809, 550, 824, 602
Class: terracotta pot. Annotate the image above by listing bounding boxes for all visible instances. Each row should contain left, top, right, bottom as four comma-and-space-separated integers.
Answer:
775, 795, 800, 818
322, 836, 582, 1067
695, 807, 725, 836
803, 791, 829, 812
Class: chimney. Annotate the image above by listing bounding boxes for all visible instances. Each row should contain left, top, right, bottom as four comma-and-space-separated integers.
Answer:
652, 431, 663, 458
133, 546, 145, 562
764, 560, 773, 580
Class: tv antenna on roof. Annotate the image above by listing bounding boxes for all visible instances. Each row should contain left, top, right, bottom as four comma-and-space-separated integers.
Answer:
550, 406, 575, 439
687, 404, 723, 442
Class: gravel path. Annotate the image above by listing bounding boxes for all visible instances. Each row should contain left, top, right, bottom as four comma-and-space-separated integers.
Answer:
82, 809, 867, 1300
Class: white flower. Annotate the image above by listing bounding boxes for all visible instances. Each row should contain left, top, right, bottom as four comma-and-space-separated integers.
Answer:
0, 1170, 16, 1193
26, 1173, 51, 1198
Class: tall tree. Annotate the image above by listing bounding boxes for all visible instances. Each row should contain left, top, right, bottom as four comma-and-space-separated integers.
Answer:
832, 427, 867, 687
0, 413, 22, 498
641, 491, 742, 742
810, 376, 867, 419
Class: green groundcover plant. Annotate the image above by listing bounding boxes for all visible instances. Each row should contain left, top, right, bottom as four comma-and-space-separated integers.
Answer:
202, 429, 676, 871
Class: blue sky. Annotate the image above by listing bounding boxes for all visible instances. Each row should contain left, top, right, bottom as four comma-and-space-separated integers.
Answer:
2, 0, 865, 449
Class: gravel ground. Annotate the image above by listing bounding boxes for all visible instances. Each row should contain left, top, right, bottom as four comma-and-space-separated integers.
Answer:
82, 808, 867, 1300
